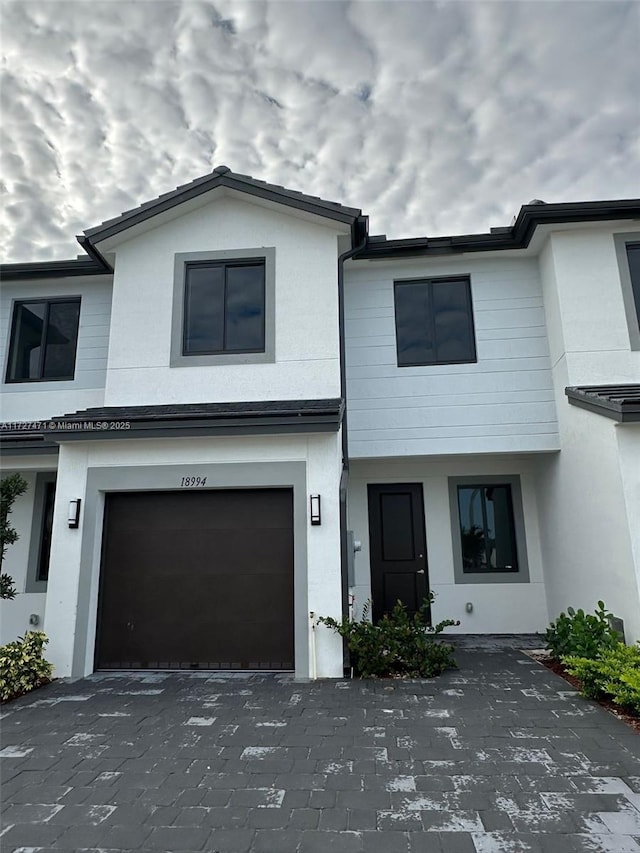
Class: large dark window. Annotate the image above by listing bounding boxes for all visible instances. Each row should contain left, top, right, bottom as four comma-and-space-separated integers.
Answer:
394, 277, 476, 366
183, 261, 265, 355
626, 242, 640, 330
6, 298, 81, 382
457, 484, 518, 572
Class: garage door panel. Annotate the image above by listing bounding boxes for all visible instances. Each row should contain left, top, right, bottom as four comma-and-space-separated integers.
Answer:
96, 489, 295, 670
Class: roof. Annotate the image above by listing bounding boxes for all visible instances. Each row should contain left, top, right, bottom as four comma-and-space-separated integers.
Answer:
357, 199, 640, 259
83, 165, 363, 245
0, 399, 345, 450
565, 385, 640, 422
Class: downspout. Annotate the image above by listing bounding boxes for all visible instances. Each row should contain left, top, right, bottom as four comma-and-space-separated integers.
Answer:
338, 220, 368, 673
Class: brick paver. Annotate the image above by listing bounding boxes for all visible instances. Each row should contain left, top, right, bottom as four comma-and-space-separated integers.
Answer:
1, 644, 639, 852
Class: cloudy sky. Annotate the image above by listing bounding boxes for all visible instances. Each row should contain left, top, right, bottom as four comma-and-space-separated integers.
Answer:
1, 0, 638, 262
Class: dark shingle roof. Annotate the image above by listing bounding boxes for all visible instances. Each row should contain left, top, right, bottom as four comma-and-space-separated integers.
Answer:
565, 385, 640, 422
83, 165, 362, 244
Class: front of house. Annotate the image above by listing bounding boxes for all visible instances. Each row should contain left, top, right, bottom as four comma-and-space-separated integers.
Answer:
1, 167, 639, 679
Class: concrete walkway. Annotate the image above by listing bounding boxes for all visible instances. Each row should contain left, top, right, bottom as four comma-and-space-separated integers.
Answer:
1, 647, 639, 852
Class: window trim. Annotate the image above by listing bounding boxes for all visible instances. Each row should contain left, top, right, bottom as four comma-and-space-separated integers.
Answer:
170, 248, 276, 367
614, 232, 640, 351
5, 296, 81, 384
393, 275, 477, 368
448, 475, 530, 584
25, 472, 57, 593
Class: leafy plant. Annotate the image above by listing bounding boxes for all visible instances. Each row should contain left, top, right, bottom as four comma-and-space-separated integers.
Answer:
319, 595, 459, 678
544, 601, 620, 661
564, 642, 640, 715
0, 473, 28, 599
0, 631, 53, 702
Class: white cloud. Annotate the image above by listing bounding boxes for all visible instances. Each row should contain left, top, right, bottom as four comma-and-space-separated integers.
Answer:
1, 0, 638, 262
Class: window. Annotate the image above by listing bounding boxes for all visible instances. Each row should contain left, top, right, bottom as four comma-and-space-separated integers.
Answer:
184, 261, 265, 355
171, 248, 275, 367
626, 242, 640, 330
448, 476, 530, 584
457, 484, 517, 572
6, 298, 81, 382
36, 481, 55, 582
394, 277, 476, 367
25, 472, 56, 593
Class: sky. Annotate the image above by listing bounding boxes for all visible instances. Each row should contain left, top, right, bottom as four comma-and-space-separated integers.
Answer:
1, 0, 639, 263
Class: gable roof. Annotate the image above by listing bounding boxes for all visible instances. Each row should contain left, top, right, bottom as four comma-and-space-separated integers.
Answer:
82, 165, 364, 246
565, 385, 640, 422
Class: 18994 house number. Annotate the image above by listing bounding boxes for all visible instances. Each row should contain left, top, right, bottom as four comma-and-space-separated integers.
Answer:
180, 476, 207, 487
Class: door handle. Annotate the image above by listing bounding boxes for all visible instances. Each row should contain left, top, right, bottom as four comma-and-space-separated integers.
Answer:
416, 569, 425, 575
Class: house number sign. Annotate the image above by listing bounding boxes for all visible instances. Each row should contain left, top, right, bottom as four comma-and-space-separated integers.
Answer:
180, 476, 208, 487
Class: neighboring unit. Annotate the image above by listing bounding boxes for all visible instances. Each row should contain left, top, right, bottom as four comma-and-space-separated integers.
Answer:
1, 167, 639, 679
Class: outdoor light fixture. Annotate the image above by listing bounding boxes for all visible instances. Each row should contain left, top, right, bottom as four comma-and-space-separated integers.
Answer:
310, 494, 321, 526
68, 499, 81, 529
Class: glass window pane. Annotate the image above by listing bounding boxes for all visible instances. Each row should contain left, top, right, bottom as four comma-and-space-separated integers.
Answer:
43, 301, 80, 379
626, 244, 640, 329
37, 481, 56, 582
395, 283, 434, 365
184, 266, 225, 353
485, 485, 517, 570
10, 302, 46, 380
432, 280, 475, 362
457, 486, 487, 569
225, 265, 265, 352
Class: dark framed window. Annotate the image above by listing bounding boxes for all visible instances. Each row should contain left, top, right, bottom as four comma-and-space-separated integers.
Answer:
183, 261, 265, 356
394, 277, 476, 367
37, 481, 56, 582
626, 242, 640, 331
456, 484, 518, 573
6, 298, 81, 382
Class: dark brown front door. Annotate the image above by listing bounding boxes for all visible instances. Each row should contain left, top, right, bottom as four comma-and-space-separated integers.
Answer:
367, 483, 429, 623
96, 489, 294, 670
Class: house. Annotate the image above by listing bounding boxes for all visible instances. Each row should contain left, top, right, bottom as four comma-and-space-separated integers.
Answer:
1, 166, 639, 680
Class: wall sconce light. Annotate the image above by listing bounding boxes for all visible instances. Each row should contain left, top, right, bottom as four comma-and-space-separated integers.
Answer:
310, 494, 321, 526
68, 499, 81, 529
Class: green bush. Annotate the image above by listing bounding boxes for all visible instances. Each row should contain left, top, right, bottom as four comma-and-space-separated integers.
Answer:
0, 631, 53, 702
544, 601, 620, 661
564, 642, 640, 715
319, 596, 459, 679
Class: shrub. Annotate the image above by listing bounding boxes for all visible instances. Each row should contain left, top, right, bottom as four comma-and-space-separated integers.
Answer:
564, 642, 640, 715
544, 601, 620, 661
0, 631, 53, 702
319, 596, 459, 679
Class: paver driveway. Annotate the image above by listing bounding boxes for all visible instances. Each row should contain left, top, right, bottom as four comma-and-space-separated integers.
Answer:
1, 646, 639, 853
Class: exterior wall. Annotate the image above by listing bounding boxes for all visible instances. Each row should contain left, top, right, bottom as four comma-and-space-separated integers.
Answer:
344, 255, 559, 458
347, 455, 549, 633
0, 276, 112, 422
0, 456, 58, 643
536, 227, 640, 642
104, 195, 343, 406
43, 432, 344, 681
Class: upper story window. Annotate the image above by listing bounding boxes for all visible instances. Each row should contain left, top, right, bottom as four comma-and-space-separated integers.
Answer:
5, 298, 81, 383
626, 242, 640, 330
183, 261, 265, 355
394, 276, 476, 367
170, 248, 275, 368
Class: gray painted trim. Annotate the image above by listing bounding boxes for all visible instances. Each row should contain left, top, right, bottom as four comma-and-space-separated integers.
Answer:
170, 248, 276, 367
614, 232, 640, 351
447, 475, 530, 585
25, 471, 57, 593
73, 461, 308, 680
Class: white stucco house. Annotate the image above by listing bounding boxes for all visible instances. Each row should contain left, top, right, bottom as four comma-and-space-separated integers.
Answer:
1, 166, 639, 680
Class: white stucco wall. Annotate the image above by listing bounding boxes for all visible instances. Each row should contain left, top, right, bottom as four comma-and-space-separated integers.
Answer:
536, 227, 640, 641
43, 433, 344, 680
347, 455, 548, 634
103, 195, 344, 406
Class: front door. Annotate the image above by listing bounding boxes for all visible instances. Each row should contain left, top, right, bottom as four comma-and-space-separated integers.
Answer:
367, 483, 429, 623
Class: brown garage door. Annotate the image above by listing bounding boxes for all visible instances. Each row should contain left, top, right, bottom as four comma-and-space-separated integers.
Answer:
95, 489, 294, 670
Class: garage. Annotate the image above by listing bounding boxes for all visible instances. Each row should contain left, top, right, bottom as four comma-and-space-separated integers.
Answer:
95, 488, 294, 670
